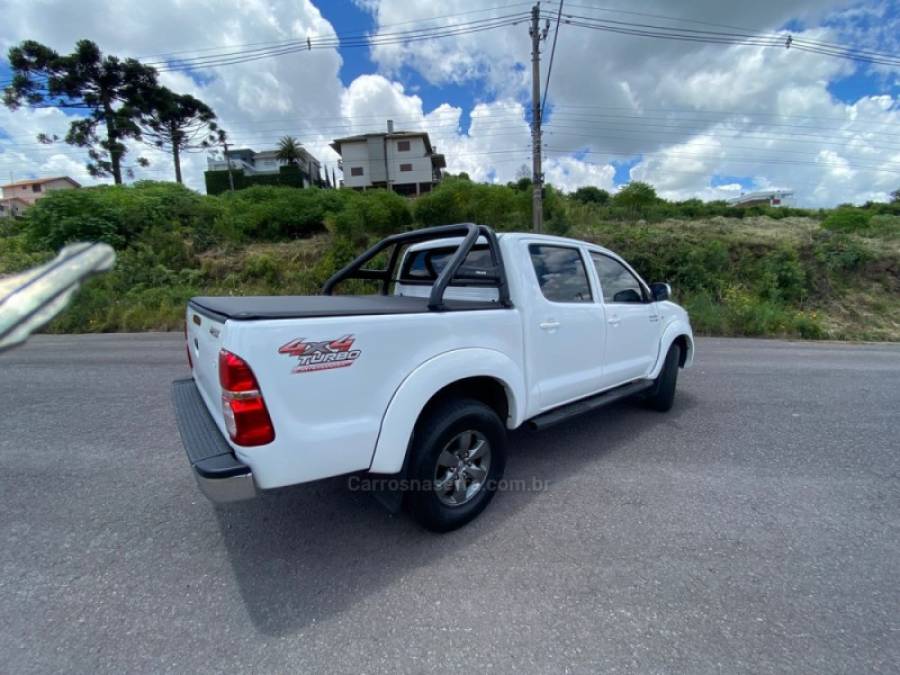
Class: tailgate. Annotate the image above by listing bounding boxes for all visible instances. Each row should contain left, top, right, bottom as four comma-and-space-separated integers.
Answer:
186, 304, 226, 414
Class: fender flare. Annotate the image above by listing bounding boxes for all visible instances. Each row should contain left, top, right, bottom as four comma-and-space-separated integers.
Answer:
648, 320, 694, 379
368, 348, 526, 474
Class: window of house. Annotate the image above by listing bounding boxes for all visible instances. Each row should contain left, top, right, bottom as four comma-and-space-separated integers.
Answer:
400, 163, 413, 172
397, 140, 410, 151
32, 183, 42, 193
529, 245, 592, 303
590, 252, 646, 304
350, 167, 364, 176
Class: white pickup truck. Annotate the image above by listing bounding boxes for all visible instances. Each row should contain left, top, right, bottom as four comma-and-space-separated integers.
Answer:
172, 224, 693, 531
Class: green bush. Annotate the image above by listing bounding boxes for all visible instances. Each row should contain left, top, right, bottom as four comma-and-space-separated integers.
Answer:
865, 214, 900, 238
0, 232, 51, 273
242, 253, 283, 285
571, 186, 609, 205
414, 177, 531, 230
611, 181, 658, 213
331, 189, 413, 243
20, 181, 221, 251
812, 231, 873, 274
823, 208, 868, 231
682, 287, 824, 338
216, 186, 351, 241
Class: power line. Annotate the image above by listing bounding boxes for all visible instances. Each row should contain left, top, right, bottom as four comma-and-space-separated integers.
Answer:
0, 12, 528, 85
548, 104, 900, 128
543, 147, 900, 174
6, 104, 896, 150
544, 112, 900, 142
154, 14, 529, 72
545, 10, 900, 67
546, 3, 900, 58
541, 0, 563, 116
543, 122, 900, 153
136, 2, 536, 60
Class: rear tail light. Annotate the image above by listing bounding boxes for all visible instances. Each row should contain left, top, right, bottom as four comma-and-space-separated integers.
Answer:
184, 324, 193, 370
218, 349, 275, 446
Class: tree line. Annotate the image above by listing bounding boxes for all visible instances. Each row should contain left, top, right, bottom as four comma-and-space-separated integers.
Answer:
3, 39, 225, 185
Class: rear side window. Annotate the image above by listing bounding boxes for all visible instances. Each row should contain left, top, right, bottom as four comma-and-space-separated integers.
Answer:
400, 246, 495, 283
591, 253, 646, 304
529, 245, 592, 303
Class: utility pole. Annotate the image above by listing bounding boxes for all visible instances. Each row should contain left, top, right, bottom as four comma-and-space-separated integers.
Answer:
529, 4, 549, 232
222, 139, 236, 192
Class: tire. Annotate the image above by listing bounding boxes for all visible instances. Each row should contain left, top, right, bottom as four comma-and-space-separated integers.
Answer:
644, 343, 681, 412
406, 398, 507, 532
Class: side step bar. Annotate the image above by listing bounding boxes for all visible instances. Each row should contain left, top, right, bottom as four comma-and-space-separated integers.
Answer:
526, 379, 654, 431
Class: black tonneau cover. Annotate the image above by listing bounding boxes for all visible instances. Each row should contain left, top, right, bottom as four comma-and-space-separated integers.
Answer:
189, 295, 503, 322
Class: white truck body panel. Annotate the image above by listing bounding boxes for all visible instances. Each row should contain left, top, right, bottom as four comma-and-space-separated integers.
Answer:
183, 231, 693, 494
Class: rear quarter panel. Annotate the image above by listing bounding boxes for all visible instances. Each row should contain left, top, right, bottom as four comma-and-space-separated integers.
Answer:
222, 308, 523, 489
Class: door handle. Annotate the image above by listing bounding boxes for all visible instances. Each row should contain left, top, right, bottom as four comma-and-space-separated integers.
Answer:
607, 316, 620, 326
539, 320, 560, 331
648, 314, 660, 322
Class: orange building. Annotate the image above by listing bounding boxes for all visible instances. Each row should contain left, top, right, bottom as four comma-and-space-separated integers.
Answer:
0, 176, 81, 207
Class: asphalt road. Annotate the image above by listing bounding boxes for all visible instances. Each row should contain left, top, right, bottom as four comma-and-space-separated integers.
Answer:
1, 334, 898, 674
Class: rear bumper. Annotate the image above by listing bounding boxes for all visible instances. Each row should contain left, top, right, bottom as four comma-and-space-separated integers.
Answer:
171, 378, 257, 503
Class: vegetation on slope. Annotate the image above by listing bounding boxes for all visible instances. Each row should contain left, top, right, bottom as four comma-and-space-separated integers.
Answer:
0, 178, 897, 340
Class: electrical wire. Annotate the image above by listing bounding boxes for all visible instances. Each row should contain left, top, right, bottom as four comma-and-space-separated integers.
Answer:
543, 147, 900, 174
543, 1, 900, 60
541, 0, 564, 118
544, 10, 900, 67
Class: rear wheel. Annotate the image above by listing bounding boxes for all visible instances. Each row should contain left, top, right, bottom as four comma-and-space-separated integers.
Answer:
645, 343, 681, 412
407, 398, 507, 532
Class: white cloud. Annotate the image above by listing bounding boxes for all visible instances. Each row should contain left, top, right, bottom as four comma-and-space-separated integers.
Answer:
1, 0, 898, 206
1, 0, 345, 189
359, 0, 900, 205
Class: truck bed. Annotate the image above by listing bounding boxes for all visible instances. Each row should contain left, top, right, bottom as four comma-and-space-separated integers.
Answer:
189, 294, 505, 321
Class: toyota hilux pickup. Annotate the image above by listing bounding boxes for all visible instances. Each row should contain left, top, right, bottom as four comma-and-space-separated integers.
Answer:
172, 223, 694, 531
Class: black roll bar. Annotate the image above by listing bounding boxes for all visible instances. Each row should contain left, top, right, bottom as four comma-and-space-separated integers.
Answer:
322, 223, 512, 311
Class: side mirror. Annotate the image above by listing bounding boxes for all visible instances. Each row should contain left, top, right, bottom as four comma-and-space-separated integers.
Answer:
650, 282, 671, 302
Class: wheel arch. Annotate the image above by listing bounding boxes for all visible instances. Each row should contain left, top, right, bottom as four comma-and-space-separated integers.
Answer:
368, 348, 526, 474
649, 322, 694, 379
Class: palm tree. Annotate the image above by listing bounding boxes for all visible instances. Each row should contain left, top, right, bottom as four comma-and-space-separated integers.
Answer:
276, 135, 302, 166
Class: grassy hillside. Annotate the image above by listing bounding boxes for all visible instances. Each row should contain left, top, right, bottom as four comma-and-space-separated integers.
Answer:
1, 179, 897, 340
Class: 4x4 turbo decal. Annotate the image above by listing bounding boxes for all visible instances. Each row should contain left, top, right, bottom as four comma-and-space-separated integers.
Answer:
278, 335, 361, 373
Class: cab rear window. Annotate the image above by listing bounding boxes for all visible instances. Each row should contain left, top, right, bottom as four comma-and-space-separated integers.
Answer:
400, 246, 495, 283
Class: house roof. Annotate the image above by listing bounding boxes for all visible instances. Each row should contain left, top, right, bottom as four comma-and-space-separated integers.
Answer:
331, 131, 436, 156
1, 176, 81, 189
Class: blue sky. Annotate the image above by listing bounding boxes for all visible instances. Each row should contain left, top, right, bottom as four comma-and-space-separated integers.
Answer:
317, 2, 483, 133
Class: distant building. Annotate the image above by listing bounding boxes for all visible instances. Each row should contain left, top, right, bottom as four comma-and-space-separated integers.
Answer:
0, 196, 30, 219
207, 146, 322, 187
330, 121, 446, 196
0, 176, 80, 215
728, 189, 794, 208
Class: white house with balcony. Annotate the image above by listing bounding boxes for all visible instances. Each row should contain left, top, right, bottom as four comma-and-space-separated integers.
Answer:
727, 189, 795, 207
330, 123, 446, 196
207, 147, 322, 187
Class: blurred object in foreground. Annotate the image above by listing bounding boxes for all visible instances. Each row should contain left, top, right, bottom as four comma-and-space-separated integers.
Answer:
0, 242, 116, 353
